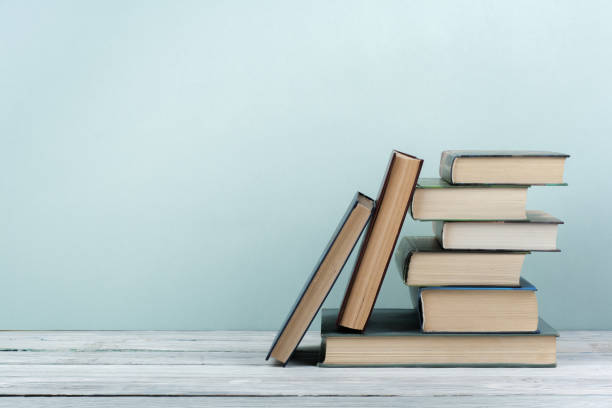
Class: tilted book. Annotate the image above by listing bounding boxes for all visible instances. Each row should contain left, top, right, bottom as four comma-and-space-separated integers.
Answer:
439, 150, 569, 185
337, 151, 423, 331
266, 192, 374, 365
320, 308, 558, 367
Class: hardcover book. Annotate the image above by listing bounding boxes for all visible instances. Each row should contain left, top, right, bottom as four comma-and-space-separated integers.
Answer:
266, 192, 374, 365
411, 278, 539, 333
320, 308, 557, 367
411, 178, 528, 220
337, 151, 423, 331
433, 210, 563, 251
395, 236, 528, 287
439, 150, 569, 185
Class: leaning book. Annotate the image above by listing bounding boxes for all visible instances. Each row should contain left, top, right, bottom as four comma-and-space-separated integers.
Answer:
338, 151, 422, 331
267, 192, 374, 365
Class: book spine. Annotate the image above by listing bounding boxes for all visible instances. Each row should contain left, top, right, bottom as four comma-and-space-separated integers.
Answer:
432, 221, 444, 248
411, 286, 424, 329
394, 243, 405, 282
439, 151, 455, 183
394, 242, 414, 283
409, 286, 421, 310
400, 251, 414, 284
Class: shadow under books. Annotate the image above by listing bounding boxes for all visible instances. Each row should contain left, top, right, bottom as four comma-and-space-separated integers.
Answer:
271, 345, 321, 367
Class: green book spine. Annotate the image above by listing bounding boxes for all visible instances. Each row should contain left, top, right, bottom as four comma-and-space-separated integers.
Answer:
439, 152, 456, 184
433, 220, 444, 247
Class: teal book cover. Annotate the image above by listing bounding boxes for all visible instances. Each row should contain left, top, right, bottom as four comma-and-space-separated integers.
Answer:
416, 177, 529, 189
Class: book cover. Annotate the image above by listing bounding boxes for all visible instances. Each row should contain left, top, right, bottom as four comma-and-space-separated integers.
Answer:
416, 177, 529, 189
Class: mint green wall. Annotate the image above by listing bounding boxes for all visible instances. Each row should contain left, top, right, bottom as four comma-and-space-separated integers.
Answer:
1, 1, 610, 330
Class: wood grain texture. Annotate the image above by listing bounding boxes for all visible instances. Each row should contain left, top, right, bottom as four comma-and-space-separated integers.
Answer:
0, 396, 611, 408
0, 330, 610, 406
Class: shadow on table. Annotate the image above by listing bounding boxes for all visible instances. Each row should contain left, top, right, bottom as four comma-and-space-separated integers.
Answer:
268, 344, 321, 367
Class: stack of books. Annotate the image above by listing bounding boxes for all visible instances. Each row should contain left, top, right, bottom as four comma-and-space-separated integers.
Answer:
267, 150, 568, 368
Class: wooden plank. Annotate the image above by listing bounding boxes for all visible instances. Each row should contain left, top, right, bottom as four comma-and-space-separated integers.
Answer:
1, 331, 610, 353
0, 361, 611, 396
0, 349, 320, 366
0, 331, 278, 352
0, 350, 608, 366
0, 396, 611, 408
0, 331, 610, 399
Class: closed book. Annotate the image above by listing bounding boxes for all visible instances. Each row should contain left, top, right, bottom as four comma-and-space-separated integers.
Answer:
320, 308, 557, 367
267, 192, 374, 365
337, 151, 423, 331
439, 150, 569, 185
411, 178, 528, 221
433, 210, 563, 251
411, 278, 539, 333
395, 236, 527, 287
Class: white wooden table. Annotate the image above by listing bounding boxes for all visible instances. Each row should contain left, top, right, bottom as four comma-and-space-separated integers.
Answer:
0, 331, 610, 407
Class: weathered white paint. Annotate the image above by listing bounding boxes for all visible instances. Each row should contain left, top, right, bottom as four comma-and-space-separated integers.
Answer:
0, 396, 610, 408
0, 331, 610, 406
